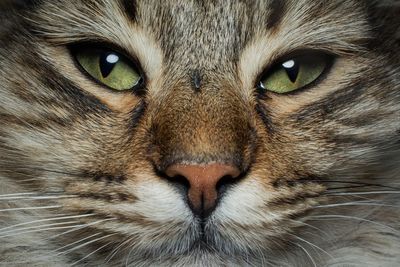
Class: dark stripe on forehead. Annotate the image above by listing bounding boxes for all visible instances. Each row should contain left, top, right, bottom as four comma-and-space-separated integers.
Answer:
267, 0, 286, 30
192, 69, 202, 93
122, 0, 137, 23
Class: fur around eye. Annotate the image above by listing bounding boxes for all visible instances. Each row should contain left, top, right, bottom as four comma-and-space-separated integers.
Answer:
259, 52, 332, 94
1, 0, 399, 266
73, 46, 142, 91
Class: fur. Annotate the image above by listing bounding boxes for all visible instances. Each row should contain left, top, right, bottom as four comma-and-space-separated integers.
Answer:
0, 0, 399, 266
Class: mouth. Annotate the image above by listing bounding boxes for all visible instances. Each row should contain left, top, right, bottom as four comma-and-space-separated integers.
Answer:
185, 218, 242, 255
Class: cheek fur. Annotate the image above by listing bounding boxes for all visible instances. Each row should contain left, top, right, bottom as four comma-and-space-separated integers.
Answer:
0, 0, 399, 266
131, 178, 193, 221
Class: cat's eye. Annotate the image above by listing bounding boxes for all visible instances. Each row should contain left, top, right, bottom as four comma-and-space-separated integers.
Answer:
73, 47, 142, 91
258, 52, 332, 94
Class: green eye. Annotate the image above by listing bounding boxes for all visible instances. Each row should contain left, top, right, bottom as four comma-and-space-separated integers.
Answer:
259, 53, 331, 94
74, 47, 142, 91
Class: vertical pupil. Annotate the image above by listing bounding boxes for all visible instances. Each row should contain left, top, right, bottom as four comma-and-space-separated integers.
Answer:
100, 53, 119, 78
282, 60, 299, 83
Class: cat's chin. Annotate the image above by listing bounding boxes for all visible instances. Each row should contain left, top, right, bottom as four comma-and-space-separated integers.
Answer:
114, 230, 281, 266
110, 233, 271, 266
101, 216, 284, 265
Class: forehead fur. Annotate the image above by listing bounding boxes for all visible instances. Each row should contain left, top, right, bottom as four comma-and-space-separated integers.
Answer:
0, 0, 399, 266
32, 0, 370, 72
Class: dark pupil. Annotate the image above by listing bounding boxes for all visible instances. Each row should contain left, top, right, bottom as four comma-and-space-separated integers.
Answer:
282, 60, 299, 83
100, 52, 119, 78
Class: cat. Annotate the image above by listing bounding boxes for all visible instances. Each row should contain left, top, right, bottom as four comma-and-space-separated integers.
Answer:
0, 0, 399, 266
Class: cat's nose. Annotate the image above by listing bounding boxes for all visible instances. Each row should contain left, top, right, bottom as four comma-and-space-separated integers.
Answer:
165, 163, 241, 217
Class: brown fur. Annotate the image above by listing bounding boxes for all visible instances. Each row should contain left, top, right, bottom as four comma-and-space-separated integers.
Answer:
0, 0, 399, 266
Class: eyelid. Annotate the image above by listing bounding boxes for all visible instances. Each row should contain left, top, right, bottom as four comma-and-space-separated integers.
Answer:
70, 41, 144, 73
256, 49, 332, 79
261, 49, 333, 71
69, 42, 147, 93
256, 50, 335, 94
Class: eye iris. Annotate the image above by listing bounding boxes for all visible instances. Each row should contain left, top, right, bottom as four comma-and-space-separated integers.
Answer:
259, 53, 330, 94
100, 53, 119, 78
282, 59, 299, 83
74, 47, 142, 91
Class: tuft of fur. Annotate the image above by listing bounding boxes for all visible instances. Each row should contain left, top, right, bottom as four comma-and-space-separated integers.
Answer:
0, 0, 399, 266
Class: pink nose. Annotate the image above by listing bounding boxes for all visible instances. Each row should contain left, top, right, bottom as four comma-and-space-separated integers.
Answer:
165, 163, 241, 215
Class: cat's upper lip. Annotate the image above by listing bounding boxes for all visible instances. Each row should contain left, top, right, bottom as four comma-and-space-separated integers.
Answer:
191, 220, 224, 248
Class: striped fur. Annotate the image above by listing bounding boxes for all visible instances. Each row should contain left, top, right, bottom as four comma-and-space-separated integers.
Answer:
0, 0, 399, 266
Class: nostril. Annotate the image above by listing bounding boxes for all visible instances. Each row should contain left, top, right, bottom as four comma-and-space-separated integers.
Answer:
161, 163, 243, 217
216, 174, 237, 196
164, 174, 191, 196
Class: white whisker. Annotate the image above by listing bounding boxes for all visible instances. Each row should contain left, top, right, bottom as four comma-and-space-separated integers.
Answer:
0, 230, 111, 264
308, 215, 399, 235
0, 214, 95, 233
70, 241, 113, 266
326, 191, 400, 196
0, 224, 89, 239
11, 233, 103, 264
105, 237, 132, 263
315, 202, 399, 209
47, 218, 116, 241
0, 221, 83, 235
285, 219, 331, 239
56, 233, 116, 257
0, 205, 62, 212
0, 195, 77, 201
125, 239, 136, 267
53, 233, 102, 253
0, 192, 36, 197
292, 241, 317, 267
288, 233, 334, 259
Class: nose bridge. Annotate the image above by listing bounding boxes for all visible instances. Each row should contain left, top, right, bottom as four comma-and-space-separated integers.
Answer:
149, 78, 255, 216
150, 78, 253, 169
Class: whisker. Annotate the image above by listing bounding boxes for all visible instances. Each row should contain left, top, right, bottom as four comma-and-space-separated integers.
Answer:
12, 179, 45, 183
47, 218, 116, 241
125, 239, 136, 267
7, 233, 103, 264
308, 215, 399, 235
297, 179, 400, 191
0, 230, 111, 264
70, 241, 113, 266
325, 194, 379, 202
53, 233, 102, 253
288, 233, 334, 259
315, 202, 400, 209
0, 192, 36, 197
327, 185, 377, 190
9, 166, 81, 177
324, 191, 400, 196
105, 237, 132, 263
0, 213, 95, 233
0, 224, 89, 239
0, 221, 83, 235
284, 219, 331, 239
56, 233, 116, 258
291, 241, 317, 267
13, 218, 117, 262
0, 195, 77, 201
0, 205, 62, 212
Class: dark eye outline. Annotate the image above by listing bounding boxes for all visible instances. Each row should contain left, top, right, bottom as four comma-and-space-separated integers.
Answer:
69, 42, 147, 95
255, 50, 335, 96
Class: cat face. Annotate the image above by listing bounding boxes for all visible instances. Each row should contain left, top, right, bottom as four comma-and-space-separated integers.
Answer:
0, 0, 399, 265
